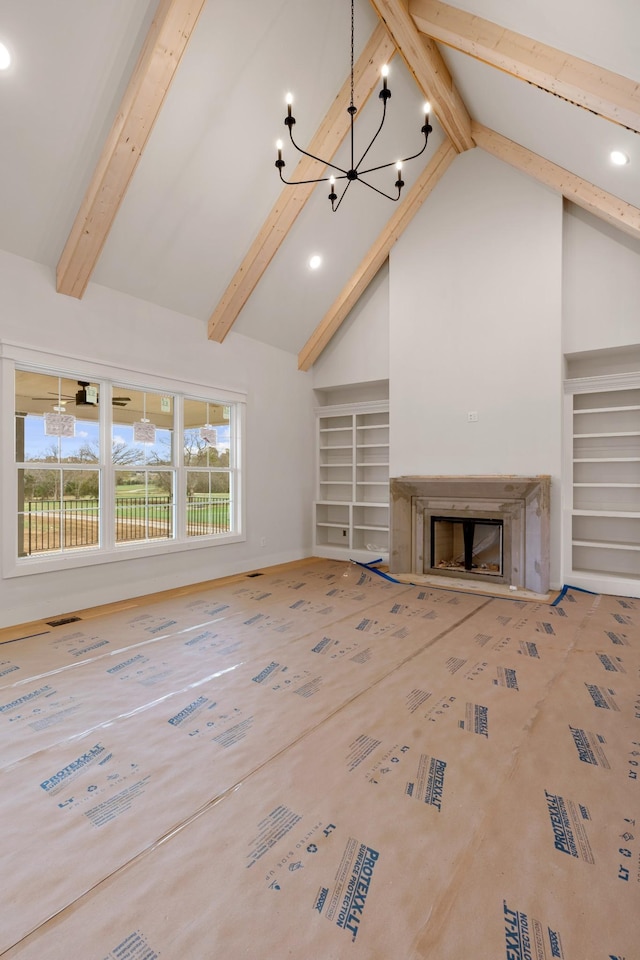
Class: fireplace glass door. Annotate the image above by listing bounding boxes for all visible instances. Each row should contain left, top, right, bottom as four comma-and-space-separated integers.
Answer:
431, 517, 503, 576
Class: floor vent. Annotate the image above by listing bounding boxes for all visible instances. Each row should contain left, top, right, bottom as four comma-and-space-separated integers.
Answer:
46, 616, 82, 627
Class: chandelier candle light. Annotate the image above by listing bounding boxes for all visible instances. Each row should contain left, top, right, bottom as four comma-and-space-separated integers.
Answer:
275, 0, 433, 212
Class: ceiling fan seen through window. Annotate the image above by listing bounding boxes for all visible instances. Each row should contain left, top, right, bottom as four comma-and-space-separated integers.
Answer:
30, 381, 132, 408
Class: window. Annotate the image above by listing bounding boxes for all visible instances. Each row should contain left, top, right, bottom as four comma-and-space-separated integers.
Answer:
10, 359, 244, 573
16, 370, 101, 558
111, 386, 175, 545
184, 398, 234, 538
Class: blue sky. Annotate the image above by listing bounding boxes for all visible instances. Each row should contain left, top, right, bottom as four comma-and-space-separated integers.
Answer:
23, 414, 99, 460
22, 416, 230, 461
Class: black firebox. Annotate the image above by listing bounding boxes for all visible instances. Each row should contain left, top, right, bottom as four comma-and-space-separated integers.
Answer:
430, 516, 503, 576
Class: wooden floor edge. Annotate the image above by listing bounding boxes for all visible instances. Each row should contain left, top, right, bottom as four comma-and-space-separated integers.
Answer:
0, 556, 583, 643
0, 558, 325, 645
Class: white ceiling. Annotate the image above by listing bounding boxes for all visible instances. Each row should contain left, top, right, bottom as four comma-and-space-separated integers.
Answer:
0, 0, 638, 356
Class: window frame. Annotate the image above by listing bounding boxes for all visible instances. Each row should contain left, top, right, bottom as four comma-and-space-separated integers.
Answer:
2, 342, 245, 579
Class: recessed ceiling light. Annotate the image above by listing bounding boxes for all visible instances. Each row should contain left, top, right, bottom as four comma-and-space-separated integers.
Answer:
0, 43, 10, 70
309, 255, 322, 270
610, 150, 630, 166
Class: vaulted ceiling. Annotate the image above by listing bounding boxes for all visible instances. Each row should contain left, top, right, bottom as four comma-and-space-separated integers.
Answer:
1, 0, 638, 368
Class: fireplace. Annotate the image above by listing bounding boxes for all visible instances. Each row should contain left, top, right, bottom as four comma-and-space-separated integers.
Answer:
390, 476, 550, 593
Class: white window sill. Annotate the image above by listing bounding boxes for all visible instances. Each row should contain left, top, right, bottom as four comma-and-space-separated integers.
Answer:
4, 532, 246, 579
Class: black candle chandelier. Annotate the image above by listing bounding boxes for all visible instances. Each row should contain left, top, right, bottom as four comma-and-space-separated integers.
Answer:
275, 0, 433, 212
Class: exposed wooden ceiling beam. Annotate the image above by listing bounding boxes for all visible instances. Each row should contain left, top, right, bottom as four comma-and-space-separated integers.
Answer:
472, 122, 640, 240
56, 0, 207, 299
298, 140, 457, 371
208, 24, 396, 343
410, 0, 640, 135
367, 0, 474, 152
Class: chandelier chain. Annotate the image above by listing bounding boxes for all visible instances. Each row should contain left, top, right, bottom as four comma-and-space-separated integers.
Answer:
350, 0, 355, 110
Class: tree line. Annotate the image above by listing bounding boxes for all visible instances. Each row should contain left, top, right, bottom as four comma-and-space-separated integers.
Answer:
21, 433, 230, 501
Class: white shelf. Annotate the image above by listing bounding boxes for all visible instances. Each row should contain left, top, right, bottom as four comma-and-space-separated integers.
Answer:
315, 403, 389, 559
574, 431, 640, 438
574, 482, 640, 488
575, 405, 640, 414
573, 509, 640, 518
568, 377, 640, 594
573, 539, 640, 551
571, 565, 640, 583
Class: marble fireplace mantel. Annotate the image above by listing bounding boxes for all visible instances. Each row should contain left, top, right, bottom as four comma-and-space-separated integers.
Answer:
389, 476, 551, 593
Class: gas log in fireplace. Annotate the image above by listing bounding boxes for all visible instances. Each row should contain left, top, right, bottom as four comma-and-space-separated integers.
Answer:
390, 476, 550, 593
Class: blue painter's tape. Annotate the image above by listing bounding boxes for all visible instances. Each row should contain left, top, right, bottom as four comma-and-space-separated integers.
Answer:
551, 584, 599, 606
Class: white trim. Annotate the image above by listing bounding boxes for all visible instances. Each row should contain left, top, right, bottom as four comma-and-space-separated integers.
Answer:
1, 339, 246, 406
99, 374, 112, 552
314, 546, 385, 564
564, 571, 640, 600
174, 394, 185, 545
1, 354, 18, 580
5, 531, 246, 579
561, 391, 574, 593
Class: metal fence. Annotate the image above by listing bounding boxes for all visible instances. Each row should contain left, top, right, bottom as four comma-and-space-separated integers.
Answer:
21, 496, 231, 555
115, 495, 173, 543
185, 496, 231, 538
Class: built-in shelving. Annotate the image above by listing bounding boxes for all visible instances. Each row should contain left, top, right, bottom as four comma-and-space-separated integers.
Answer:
314, 402, 389, 561
565, 373, 640, 595
573, 539, 640, 551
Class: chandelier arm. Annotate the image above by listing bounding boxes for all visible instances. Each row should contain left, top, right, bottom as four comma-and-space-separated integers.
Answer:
353, 98, 388, 172
358, 135, 429, 178
279, 169, 345, 187
356, 176, 402, 202
396, 135, 430, 165
358, 158, 404, 176
287, 128, 348, 177
332, 177, 355, 213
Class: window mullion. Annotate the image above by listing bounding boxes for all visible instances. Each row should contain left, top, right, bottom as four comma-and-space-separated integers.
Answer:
175, 394, 185, 539
101, 378, 115, 550
233, 401, 245, 535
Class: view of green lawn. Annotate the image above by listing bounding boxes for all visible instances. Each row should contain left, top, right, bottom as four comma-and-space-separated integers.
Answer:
20, 486, 231, 555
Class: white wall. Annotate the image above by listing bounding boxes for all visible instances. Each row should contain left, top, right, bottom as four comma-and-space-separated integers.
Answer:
312, 261, 389, 390
563, 203, 640, 355
389, 148, 564, 584
0, 251, 315, 627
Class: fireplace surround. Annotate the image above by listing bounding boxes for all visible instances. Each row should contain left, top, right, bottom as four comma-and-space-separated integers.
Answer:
389, 476, 551, 593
